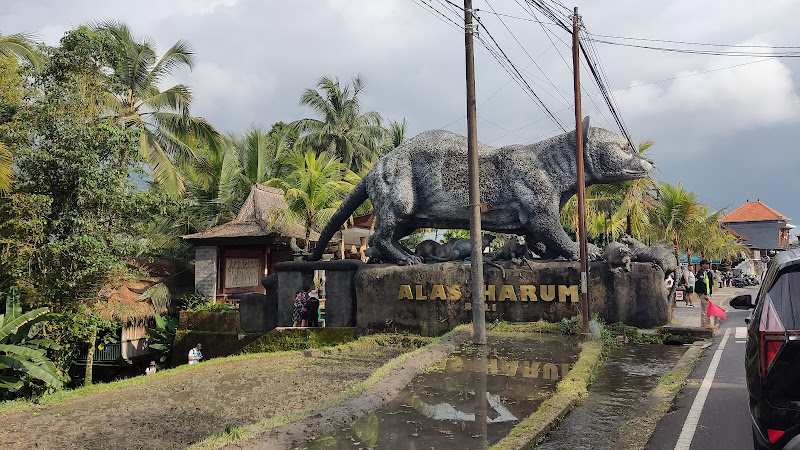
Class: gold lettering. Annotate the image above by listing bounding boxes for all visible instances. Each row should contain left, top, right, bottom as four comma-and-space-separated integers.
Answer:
447, 285, 462, 300
449, 356, 463, 372
520, 285, 537, 301
500, 360, 519, 376
415, 285, 427, 300
498, 285, 517, 302
541, 285, 556, 302
542, 363, 559, 380
487, 358, 498, 375
559, 285, 579, 303
430, 284, 447, 300
398, 285, 413, 300
484, 284, 496, 301
521, 361, 540, 378
465, 302, 472, 310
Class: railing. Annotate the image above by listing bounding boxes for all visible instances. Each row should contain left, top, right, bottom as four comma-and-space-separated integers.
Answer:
93, 343, 122, 362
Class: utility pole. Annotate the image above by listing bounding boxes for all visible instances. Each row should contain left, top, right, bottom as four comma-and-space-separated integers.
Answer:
464, 0, 486, 345
572, 7, 590, 334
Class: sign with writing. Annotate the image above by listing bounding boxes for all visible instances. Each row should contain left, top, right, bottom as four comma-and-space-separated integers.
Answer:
396, 283, 579, 303
225, 258, 261, 288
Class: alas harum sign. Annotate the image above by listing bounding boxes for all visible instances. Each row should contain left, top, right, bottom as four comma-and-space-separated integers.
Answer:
398, 283, 579, 303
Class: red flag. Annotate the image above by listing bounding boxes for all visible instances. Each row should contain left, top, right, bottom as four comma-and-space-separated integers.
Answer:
708, 299, 727, 319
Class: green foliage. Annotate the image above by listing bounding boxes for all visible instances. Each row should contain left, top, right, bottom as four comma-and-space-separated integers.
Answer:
443, 229, 470, 242
0, 287, 63, 398
145, 312, 178, 354
180, 292, 210, 311
293, 75, 386, 173
240, 328, 357, 354
266, 150, 359, 249
399, 232, 427, 250
186, 301, 234, 313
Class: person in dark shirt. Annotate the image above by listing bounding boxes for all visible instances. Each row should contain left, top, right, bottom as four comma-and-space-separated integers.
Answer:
695, 259, 714, 327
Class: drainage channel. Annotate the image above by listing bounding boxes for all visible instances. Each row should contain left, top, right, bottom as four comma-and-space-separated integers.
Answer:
538, 343, 686, 450
301, 332, 579, 449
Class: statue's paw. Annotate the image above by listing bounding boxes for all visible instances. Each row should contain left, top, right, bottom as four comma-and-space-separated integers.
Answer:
589, 251, 603, 262
399, 255, 423, 266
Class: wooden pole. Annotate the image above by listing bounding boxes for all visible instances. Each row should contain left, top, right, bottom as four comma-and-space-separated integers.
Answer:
572, 7, 590, 334
464, 0, 486, 345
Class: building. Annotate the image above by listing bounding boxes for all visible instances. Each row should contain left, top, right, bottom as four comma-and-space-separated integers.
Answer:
719, 200, 795, 259
182, 184, 315, 304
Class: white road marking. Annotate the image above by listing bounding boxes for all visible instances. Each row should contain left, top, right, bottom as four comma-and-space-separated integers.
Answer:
735, 340, 746, 344
735, 327, 747, 339
674, 327, 731, 450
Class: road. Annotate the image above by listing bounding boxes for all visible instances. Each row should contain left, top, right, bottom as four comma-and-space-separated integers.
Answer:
647, 285, 760, 450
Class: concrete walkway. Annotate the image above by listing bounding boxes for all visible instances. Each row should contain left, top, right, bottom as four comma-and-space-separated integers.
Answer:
666, 286, 743, 335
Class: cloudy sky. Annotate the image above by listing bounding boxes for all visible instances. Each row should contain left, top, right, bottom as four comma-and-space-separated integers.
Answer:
3, 0, 799, 235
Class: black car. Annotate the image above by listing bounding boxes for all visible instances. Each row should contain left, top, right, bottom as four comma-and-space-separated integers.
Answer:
731, 249, 800, 449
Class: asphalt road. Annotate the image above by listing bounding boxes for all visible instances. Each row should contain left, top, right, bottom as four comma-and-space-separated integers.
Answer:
647, 285, 760, 450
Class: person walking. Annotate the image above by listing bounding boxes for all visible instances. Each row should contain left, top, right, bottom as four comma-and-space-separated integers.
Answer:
695, 259, 714, 327
306, 290, 320, 327
684, 266, 696, 307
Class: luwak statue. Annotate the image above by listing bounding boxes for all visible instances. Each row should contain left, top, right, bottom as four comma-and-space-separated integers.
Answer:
415, 235, 495, 263
308, 117, 653, 265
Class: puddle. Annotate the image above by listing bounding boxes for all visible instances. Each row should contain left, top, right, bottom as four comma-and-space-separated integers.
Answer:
538, 343, 686, 450
302, 332, 579, 449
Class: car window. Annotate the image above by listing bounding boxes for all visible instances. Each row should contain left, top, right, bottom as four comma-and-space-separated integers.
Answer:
766, 267, 800, 330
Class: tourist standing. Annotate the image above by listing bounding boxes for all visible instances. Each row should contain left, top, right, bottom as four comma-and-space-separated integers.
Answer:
145, 361, 157, 375
684, 266, 696, 307
292, 291, 306, 327
306, 290, 320, 327
695, 259, 714, 327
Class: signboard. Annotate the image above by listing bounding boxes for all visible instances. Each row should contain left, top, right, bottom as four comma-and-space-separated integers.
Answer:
225, 258, 261, 288
675, 291, 684, 301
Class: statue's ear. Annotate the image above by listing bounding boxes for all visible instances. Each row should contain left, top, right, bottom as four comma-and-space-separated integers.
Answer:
581, 116, 591, 142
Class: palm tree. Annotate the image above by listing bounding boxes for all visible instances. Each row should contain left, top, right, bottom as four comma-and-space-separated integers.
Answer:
649, 182, 705, 259
293, 75, 386, 173
266, 150, 359, 250
0, 32, 42, 69
92, 21, 219, 197
379, 118, 408, 156
0, 33, 41, 195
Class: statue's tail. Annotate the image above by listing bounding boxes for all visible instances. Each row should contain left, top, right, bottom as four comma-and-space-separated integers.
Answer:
307, 177, 369, 261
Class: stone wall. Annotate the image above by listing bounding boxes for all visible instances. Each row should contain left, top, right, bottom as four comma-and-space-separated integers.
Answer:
355, 260, 669, 335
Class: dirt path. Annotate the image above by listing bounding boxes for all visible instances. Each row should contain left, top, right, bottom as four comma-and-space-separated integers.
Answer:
0, 337, 431, 449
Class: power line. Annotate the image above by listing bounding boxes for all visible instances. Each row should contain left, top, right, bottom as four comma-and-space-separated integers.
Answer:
587, 32, 800, 50
587, 37, 800, 57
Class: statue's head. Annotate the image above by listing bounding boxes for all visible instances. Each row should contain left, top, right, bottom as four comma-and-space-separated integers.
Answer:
582, 117, 653, 184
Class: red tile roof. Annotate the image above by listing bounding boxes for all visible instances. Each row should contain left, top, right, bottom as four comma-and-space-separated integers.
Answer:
720, 201, 790, 223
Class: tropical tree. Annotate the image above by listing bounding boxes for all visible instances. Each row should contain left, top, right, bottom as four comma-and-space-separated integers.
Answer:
266, 150, 359, 250
649, 182, 705, 259
91, 21, 219, 197
380, 118, 408, 156
0, 32, 42, 69
293, 75, 386, 173
0, 288, 63, 396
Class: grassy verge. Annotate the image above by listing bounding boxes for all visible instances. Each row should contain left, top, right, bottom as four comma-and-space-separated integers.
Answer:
189, 325, 470, 449
0, 331, 426, 417
489, 338, 604, 450
613, 343, 704, 450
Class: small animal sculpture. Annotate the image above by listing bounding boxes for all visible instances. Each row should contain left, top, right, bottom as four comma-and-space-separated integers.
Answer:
604, 241, 633, 273
491, 235, 530, 263
308, 117, 653, 265
621, 236, 682, 299
414, 239, 456, 262
429, 234, 495, 262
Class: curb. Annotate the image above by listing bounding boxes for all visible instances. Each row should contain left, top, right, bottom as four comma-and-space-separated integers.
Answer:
611, 342, 706, 450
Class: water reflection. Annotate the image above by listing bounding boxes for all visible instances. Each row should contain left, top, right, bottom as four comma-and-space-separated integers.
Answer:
302, 333, 578, 449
